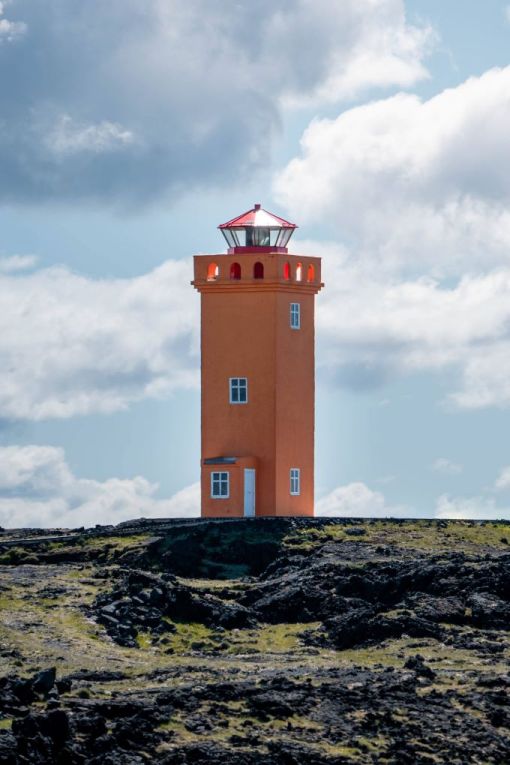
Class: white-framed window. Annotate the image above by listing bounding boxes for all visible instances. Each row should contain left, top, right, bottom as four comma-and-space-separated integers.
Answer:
230, 377, 248, 404
290, 468, 300, 496
211, 471, 229, 498
290, 302, 300, 330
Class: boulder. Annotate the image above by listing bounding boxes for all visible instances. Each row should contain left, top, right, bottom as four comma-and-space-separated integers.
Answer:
32, 668, 56, 696
404, 654, 436, 680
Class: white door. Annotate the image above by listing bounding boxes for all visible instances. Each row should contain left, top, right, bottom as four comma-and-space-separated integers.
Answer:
244, 469, 256, 517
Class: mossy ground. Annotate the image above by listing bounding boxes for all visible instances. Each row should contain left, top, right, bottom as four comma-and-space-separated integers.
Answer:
313, 519, 510, 553
1, 519, 509, 763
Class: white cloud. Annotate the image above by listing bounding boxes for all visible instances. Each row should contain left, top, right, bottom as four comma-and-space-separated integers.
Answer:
46, 115, 136, 156
316, 480, 510, 520
495, 466, 510, 492
0, 445, 199, 529
434, 465, 510, 517
312, 242, 510, 408
451, 346, 510, 409
431, 458, 463, 476
0, 0, 432, 205
0, 260, 198, 421
275, 67, 510, 278
505, 5, 510, 24
318, 482, 510, 519
275, 68, 510, 410
0, 445, 72, 494
316, 481, 410, 517
162, 482, 201, 519
0, 254, 37, 273
435, 493, 510, 520
281, 0, 434, 107
0, 2, 26, 42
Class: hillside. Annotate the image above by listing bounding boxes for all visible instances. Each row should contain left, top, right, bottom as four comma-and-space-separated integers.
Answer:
0, 518, 509, 764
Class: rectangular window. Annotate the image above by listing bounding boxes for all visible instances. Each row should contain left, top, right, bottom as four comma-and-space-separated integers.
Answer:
290, 468, 300, 496
211, 471, 229, 498
230, 377, 248, 404
290, 302, 300, 329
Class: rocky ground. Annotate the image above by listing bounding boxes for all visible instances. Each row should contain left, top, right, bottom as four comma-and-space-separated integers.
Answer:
0, 518, 509, 764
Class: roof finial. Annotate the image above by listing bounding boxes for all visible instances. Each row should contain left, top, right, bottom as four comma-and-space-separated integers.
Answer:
254, 203, 261, 210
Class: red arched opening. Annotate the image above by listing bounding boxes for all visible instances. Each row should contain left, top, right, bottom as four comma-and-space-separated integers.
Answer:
207, 262, 219, 281
307, 264, 315, 282
230, 262, 241, 280
296, 262, 303, 282
253, 261, 264, 279
283, 262, 291, 281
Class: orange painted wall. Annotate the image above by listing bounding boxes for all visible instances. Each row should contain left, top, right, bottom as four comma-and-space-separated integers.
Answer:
193, 251, 322, 517
200, 289, 277, 516
274, 291, 315, 515
201, 457, 257, 518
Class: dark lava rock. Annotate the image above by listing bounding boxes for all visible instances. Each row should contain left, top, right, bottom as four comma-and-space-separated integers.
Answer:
40, 709, 70, 745
32, 667, 56, 696
267, 740, 339, 764
324, 609, 443, 650
74, 713, 107, 736
9, 677, 35, 705
4, 520, 510, 764
64, 669, 125, 683
0, 732, 17, 765
0, 667, 62, 717
344, 527, 366, 537
236, 545, 510, 650
403, 593, 467, 624
55, 678, 72, 695
3, 639, 510, 764
469, 592, 510, 629
141, 522, 289, 579
89, 569, 256, 646
404, 654, 436, 680
248, 692, 296, 718
88, 533, 510, 656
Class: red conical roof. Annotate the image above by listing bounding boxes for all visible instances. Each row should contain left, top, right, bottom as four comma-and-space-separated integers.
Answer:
219, 203, 297, 230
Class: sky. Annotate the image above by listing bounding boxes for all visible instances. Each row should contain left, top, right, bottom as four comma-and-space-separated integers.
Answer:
1, 0, 510, 527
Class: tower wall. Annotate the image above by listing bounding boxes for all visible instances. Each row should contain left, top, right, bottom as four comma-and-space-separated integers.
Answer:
200, 289, 277, 516
274, 290, 315, 516
193, 250, 322, 517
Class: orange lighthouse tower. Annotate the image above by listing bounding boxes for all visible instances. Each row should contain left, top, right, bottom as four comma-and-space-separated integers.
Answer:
192, 204, 323, 517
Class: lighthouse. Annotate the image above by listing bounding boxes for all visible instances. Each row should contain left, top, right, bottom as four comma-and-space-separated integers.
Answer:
192, 204, 323, 517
